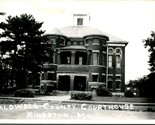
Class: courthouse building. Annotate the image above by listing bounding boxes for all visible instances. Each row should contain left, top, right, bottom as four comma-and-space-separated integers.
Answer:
40, 14, 128, 92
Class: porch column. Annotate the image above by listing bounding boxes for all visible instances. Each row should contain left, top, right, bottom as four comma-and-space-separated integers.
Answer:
71, 51, 75, 65
53, 49, 56, 64
70, 75, 74, 90
86, 76, 89, 91
57, 50, 60, 64
87, 50, 90, 65
56, 75, 59, 90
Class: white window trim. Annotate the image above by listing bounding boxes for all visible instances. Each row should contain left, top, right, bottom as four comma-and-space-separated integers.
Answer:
92, 50, 99, 53
108, 47, 114, 54
92, 73, 99, 75
102, 51, 106, 54
108, 74, 113, 76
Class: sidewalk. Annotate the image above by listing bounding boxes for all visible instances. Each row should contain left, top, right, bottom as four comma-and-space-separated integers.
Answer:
0, 95, 155, 112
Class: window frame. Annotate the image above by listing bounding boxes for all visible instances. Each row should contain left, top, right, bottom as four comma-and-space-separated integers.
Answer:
77, 18, 83, 26
92, 73, 99, 82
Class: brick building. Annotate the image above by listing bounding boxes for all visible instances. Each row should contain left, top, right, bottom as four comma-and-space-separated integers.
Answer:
40, 14, 128, 92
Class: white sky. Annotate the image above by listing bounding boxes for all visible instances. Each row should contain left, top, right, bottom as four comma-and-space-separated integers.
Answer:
1, 0, 155, 83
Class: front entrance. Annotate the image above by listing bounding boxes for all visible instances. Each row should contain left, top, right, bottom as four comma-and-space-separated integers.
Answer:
74, 76, 86, 91
58, 75, 70, 91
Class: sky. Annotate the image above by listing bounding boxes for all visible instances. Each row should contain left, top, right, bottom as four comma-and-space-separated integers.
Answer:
0, 0, 155, 83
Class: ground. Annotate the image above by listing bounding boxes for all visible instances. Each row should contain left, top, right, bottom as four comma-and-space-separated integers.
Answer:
0, 101, 155, 124
0, 94, 155, 123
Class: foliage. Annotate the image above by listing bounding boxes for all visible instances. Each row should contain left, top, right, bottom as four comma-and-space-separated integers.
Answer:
70, 91, 93, 100
0, 13, 49, 90
96, 85, 112, 96
14, 89, 34, 97
143, 31, 155, 72
128, 74, 155, 97
124, 90, 134, 97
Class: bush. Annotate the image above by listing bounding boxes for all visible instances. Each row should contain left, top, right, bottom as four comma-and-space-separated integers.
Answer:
70, 91, 92, 100
14, 89, 34, 97
124, 90, 134, 97
96, 85, 112, 96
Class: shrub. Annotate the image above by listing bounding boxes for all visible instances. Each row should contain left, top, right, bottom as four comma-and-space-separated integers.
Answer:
70, 91, 92, 100
96, 85, 112, 96
124, 90, 134, 97
14, 89, 34, 97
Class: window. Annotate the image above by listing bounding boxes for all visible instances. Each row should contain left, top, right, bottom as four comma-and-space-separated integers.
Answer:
92, 39, 99, 45
107, 81, 112, 89
73, 41, 77, 45
108, 75, 113, 81
47, 72, 55, 80
102, 54, 106, 66
67, 41, 71, 45
116, 81, 121, 89
116, 75, 121, 80
102, 74, 106, 83
60, 38, 65, 46
116, 55, 121, 68
92, 75, 98, 82
115, 48, 121, 55
79, 41, 83, 45
48, 38, 56, 45
108, 48, 114, 54
93, 53, 99, 65
108, 75, 113, 89
41, 72, 45, 80
108, 55, 112, 67
77, 18, 83, 25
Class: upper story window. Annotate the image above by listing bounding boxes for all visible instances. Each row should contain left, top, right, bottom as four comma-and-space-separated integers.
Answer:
93, 52, 99, 65
67, 41, 71, 45
108, 48, 114, 54
41, 72, 46, 80
79, 41, 84, 46
102, 53, 106, 66
60, 38, 65, 46
48, 38, 56, 45
73, 41, 77, 45
115, 48, 122, 55
108, 55, 113, 67
116, 55, 121, 68
92, 38, 99, 45
115, 48, 122, 68
92, 74, 99, 82
77, 18, 83, 25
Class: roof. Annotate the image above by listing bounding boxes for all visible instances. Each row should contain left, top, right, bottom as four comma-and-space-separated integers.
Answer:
58, 45, 87, 50
45, 26, 128, 43
44, 28, 66, 37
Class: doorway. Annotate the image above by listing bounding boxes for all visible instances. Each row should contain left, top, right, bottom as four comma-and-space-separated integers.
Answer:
58, 75, 70, 91
74, 76, 86, 91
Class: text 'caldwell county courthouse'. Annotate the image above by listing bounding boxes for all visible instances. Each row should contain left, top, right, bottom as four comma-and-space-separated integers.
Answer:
38, 13, 128, 93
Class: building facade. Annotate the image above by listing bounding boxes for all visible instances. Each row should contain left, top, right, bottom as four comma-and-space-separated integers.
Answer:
40, 14, 128, 93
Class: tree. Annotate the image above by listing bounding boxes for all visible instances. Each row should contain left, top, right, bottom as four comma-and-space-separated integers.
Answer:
0, 14, 48, 89
143, 31, 155, 72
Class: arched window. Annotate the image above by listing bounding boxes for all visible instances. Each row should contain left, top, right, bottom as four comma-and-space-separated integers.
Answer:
108, 48, 114, 54
115, 48, 122, 68
115, 48, 122, 55
108, 48, 114, 67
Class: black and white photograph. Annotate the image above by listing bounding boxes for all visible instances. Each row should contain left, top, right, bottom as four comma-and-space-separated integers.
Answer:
0, 0, 155, 124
